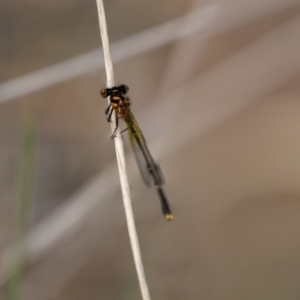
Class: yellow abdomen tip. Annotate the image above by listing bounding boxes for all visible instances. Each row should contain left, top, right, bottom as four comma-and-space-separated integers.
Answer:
165, 214, 174, 221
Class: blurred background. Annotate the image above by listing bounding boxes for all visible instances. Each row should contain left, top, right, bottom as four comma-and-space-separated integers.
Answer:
1, 0, 300, 299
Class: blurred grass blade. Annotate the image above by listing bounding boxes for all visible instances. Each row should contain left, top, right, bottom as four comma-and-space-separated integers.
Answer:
5, 109, 36, 300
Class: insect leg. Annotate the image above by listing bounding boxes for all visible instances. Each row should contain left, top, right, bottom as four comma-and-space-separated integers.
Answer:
110, 111, 119, 139
106, 106, 114, 122
105, 104, 111, 115
120, 127, 129, 134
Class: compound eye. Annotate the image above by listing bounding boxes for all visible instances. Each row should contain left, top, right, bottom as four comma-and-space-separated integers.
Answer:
100, 89, 107, 98
123, 84, 129, 93
119, 84, 129, 94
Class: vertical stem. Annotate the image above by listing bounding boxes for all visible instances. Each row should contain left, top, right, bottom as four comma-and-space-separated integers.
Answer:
96, 1, 151, 299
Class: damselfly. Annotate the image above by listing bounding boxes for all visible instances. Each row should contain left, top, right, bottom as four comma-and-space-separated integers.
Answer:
100, 84, 173, 220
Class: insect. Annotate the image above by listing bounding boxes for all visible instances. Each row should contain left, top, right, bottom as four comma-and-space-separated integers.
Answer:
101, 84, 173, 220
